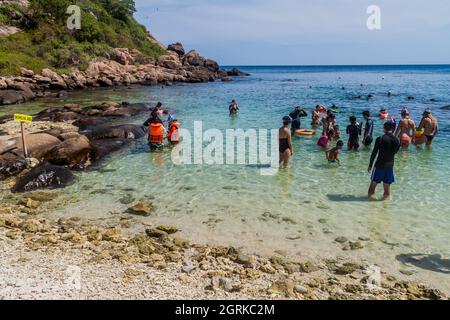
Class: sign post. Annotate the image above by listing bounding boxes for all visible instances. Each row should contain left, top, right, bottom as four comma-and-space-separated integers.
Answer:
14, 114, 33, 158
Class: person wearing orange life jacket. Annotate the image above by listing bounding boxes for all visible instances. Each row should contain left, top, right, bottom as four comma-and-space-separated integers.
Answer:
146, 118, 165, 150
167, 118, 180, 145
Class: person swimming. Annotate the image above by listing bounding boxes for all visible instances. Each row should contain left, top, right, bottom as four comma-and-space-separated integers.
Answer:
379, 108, 389, 120
279, 116, 293, 168
394, 108, 416, 149
229, 100, 239, 115
415, 109, 439, 147
346, 116, 361, 151
326, 140, 344, 165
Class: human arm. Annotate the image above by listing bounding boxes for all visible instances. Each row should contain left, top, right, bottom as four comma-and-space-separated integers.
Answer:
368, 138, 380, 172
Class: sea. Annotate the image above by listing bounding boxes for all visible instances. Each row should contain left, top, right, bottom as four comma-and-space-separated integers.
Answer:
2, 65, 449, 293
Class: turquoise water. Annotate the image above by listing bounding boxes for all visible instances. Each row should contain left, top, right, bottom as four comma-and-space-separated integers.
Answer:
3, 65, 450, 292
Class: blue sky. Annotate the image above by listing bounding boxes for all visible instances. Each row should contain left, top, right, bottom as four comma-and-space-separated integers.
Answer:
134, 0, 450, 65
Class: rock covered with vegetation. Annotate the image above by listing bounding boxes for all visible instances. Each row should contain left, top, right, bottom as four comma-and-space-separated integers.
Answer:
0, 0, 248, 105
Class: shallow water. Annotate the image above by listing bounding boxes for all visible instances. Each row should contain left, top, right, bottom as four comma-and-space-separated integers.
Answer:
2, 65, 450, 293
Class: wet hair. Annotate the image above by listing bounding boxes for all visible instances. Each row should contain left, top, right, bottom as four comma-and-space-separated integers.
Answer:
384, 121, 395, 131
282, 116, 292, 125
423, 108, 432, 116
328, 129, 335, 137
349, 116, 357, 123
336, 140, 344, 147
362, 111, 371, 117
380, 108, 386, 112
155, 102, 162, 109
401, 108, 409, 117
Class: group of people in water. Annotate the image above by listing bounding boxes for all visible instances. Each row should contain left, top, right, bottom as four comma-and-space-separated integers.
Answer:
143, 99, 439, 199
279, 103, 439, 198
143, 102, 180, 149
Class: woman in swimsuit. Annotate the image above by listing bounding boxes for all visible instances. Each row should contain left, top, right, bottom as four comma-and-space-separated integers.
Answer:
415, 109, 438, 147
394, 108, 416, 149
279, 116, 293, 168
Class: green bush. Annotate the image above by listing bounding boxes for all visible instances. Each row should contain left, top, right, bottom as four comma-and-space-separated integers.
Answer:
0, 0, 166, 75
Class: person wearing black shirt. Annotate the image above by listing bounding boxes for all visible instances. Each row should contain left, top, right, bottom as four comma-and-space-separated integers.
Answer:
289, 107, 308, 133
368, 121, 401, 199
361, 111, 374, 146
346, 116, 361, 151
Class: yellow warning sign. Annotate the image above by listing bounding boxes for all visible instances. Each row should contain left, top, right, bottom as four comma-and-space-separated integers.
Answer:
14, 114, 33, 123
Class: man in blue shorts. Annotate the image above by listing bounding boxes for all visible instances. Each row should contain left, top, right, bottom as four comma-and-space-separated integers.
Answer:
368, 121, 401, 199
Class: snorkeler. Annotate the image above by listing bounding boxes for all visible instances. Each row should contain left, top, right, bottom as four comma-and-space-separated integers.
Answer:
368, 121, 401, 199
326, 140, 344, 165
279, 116, 293, 168
346, 116, 361, 151
415, 109, 438, 147
394, 108, 416, 149
229, 100, 239, 115
361, 111, 374, 147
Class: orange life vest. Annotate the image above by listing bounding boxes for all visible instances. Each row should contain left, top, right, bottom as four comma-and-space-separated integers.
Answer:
167, 121, 180, 142
149, 123, 164, 143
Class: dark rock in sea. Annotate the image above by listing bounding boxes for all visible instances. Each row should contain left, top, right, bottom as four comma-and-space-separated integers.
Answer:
12, 163, 74, 193
90, 138, 129, 161
227, 68, 250, 77
440, 105, 450, 110
0, 89, 33, 105
87, 124, 147, 141
0, 154, 27, 181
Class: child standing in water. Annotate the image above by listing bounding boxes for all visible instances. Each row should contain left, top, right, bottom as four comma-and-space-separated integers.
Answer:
326, 140, 344, 165
346, 116, 361, 151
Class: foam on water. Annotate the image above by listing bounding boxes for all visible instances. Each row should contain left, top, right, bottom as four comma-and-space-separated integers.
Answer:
3, 65, 450, 293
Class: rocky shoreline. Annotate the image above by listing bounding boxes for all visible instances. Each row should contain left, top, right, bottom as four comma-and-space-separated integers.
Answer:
0, 43, 249, 106
1, 101, 153, 191
0, 202, 447, 300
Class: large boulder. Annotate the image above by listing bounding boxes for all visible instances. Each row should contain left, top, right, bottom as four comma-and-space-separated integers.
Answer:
45, 135, 92, 167
0, 90, 27, 105
0, 153, 27, 181
87, 124, 147, 140
41, 68, 68, 90
10, 133, 61, 159
157, 54, 182, 70
12, 163, 74, 193
167, 42, 185, 57
182, 50, 206, 67
204, 59, 220, 72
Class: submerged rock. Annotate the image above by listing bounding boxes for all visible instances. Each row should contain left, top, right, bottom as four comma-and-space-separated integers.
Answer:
156, 225, 178, 234
12, 163, 74, 193
127, 201, 153, 216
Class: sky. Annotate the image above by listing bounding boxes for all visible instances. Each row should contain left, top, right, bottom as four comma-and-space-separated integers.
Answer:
134, 0, 450, 66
